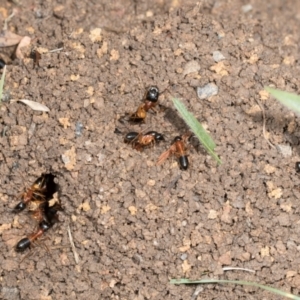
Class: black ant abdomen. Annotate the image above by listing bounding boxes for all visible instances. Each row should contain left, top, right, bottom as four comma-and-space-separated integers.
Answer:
146, 86, 159, 102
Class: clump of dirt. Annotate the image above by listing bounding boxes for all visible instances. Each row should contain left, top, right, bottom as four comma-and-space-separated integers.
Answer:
1, 0, 300, 299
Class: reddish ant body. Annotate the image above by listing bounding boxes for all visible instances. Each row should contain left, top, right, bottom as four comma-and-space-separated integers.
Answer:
124, 131, 164, 151
13, 174, 49, 213
15, 202, 62, 252
15, 221, 52, 252
129, 86, 160, 122
13, 173, 57, 213
157, 134, 190, 170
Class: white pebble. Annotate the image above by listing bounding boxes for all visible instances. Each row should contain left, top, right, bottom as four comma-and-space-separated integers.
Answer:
212, 51, 225, 62
197, 83, 218, 99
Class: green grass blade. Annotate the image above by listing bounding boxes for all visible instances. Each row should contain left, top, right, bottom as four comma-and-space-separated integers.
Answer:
265, 86, 300, 115
0, 65, 6, 105
170, 278, 300, 300
172, 97, 221, 164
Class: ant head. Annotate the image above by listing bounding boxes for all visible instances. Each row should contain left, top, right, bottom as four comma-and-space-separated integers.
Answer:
173, 136, 182, 143
39, 220, 52, 232
154, 132, 165, 142
144, 131, 164, 141
33, 175, 47, 188
146, 86, 159, 102
13, 201, 26, 213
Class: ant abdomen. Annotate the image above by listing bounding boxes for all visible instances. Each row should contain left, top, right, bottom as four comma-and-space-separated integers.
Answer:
15, 238, 31, 252
179, 156, 189, 170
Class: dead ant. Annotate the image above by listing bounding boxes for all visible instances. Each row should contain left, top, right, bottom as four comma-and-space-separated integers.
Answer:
129, 86, 160, 122
124, 130, 165, 151
13, 173, 58, 213
157, 134, 190, 170
15, 201, 62, 253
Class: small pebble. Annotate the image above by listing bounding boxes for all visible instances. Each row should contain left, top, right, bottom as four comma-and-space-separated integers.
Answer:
183, 60, 201, 75
1, 287, 19, 300
75, 122, 84, 137
197, 83, 218, 99
61, 155, 70, 165
242, 4, 253, 13
2, 90, 11, 102
277, 144, 292, 157
180, 253, 188, 260
212, 51, 225, 62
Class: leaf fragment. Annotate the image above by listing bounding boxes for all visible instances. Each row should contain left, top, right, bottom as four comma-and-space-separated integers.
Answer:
172, 97, 221, 164
15, 36, 31, 59
17, 99, 50, 112
265, 86, 300, 115
0, 30, 22, 47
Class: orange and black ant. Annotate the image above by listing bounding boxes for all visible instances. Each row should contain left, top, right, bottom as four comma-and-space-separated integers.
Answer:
124, 130, 165, 151
13, 174, 48, 213
129, 86, 160, 122
13, 173, 57, 213
157, 134, 190, 170
15, 201, 62, 253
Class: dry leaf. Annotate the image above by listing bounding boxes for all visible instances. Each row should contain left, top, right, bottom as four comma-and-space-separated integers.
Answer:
17, 99, 50, 112
0, 30, 22, 47
15, 36, 31, 59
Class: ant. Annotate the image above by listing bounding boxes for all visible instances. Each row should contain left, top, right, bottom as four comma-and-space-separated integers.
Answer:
13, 174, 56, 213
129, 86, 160, 122
15, 202, 62, 253
124, 130, 165, 151
30, 49, 41, 69
157, 134, 190, 170
296, 162, 300, 173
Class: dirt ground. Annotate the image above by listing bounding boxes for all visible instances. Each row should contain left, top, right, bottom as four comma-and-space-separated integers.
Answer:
1, 0, 300, 299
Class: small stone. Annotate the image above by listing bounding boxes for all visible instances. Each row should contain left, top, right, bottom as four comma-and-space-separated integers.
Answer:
218, 251, 232, 265
62, 146, 76, 170
81, 202, 91, 212
110, 49, 119, 61
182, 260, 191, 274
180, 253, 188, 260
101, 205, 111, 214
197, 83, 218, 99
89, 28, 102, 43
128, 206, 137, 215
208, 209, 218, 219
286, 270, 297, 278
277, 144, 292, 157
212, 51, 225, 62
75, 122, 84, 137
183, 60, 200, 75
242, 4, 253, 13
264, 164, 276, 174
